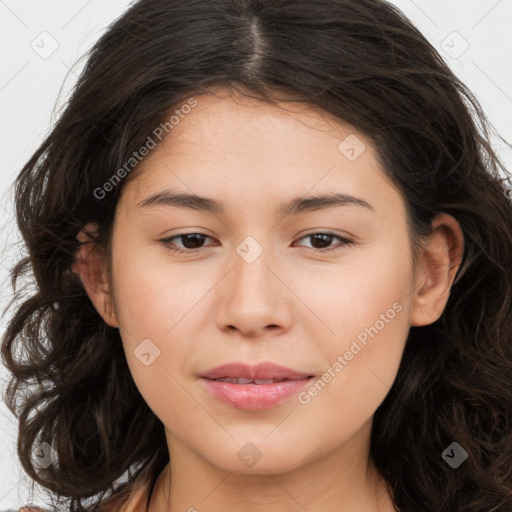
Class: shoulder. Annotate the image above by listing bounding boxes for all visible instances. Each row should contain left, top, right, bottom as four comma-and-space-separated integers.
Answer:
96, 481, 151, 512
10, 481, 151, 512
19, 507, 53, 512
17, 507, 53, 512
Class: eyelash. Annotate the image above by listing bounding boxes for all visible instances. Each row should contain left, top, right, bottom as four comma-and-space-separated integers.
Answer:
159, 231, 354, 254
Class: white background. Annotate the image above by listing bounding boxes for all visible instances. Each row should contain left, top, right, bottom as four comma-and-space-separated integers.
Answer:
1, 0, 511, 509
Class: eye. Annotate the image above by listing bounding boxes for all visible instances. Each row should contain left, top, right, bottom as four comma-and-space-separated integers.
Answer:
159, 233, 216, 253
294, 231, 354, 253
159, 230, 354, 254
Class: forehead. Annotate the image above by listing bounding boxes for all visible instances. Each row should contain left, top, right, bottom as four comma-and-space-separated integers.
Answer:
118, 87, 402, 221
168, 87, 356, 149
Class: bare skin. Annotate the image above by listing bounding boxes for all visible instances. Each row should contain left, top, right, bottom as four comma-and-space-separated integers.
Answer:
74, 87, 464, 512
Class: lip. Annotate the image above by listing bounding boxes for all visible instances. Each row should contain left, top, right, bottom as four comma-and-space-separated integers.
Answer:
200, 361, 313, 381
200, 362, 314, 410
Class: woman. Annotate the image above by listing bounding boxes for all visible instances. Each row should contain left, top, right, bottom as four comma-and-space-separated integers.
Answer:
2, 1, 511, 511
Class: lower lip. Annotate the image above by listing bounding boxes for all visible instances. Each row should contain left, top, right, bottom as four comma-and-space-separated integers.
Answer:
201, 377, 313, 410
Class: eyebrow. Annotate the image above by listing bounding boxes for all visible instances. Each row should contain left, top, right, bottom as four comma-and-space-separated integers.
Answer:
137, 188, 374, 216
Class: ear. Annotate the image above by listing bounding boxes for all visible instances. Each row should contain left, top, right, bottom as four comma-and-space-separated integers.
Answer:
410, 213, 465, 327
71, 222, 119, 328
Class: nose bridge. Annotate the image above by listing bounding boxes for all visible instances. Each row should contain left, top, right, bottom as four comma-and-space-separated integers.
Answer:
230, 234, 275, 301
215, 232, 291, 335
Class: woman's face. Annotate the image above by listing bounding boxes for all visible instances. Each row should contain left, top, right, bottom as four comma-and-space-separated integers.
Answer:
100, 87, 425, 474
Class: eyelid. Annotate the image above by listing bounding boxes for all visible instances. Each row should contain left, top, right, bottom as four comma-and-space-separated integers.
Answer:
158, 230, 355, 254
294, 230, 354, 252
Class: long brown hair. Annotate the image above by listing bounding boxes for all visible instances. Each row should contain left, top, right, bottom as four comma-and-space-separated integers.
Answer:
2, 1, 512, 511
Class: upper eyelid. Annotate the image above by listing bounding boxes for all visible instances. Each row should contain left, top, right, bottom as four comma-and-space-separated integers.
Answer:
161, 231, 353, 249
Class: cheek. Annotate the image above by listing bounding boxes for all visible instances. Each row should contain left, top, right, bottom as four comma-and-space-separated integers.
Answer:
303, 231, 413, 346
295, 305, 410, 457
295, 234, 413, 416
112, 239, 210, 341
114, 262, 201, 421
110, 241, 209, 404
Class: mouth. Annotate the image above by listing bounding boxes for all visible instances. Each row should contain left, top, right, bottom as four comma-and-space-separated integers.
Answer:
200, 361, 314, 381
199, 362, 315, 410
206, 377, 312, 384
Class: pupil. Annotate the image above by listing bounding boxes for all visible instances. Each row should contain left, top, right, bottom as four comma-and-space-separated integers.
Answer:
183, 234, 204, 249
311, 234, 332, 249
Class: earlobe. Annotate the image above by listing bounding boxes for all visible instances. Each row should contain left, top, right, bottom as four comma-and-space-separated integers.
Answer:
409, 213, 465, 327
72, 222, 119, 328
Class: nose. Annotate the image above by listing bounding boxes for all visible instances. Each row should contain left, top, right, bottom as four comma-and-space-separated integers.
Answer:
214, 238, 293, 339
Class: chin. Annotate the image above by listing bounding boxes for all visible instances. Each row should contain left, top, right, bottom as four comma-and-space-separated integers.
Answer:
202, 437, 315, 476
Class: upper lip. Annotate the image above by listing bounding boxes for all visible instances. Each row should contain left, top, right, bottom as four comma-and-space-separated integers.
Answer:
200, 362, 313, 381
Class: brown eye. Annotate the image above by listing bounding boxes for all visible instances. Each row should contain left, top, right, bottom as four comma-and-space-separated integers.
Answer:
159, 231, 354, 255
295, 232, 354, 252
160, 233, 215, 253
